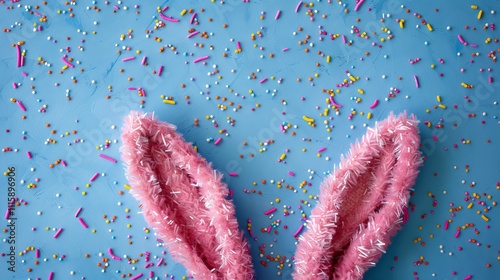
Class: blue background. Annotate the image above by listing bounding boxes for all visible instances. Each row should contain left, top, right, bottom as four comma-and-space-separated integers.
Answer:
1, 0, 499, 279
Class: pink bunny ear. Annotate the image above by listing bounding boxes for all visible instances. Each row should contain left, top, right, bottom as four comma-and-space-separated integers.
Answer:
120, 111, 254, 280
293, 112, 423, 280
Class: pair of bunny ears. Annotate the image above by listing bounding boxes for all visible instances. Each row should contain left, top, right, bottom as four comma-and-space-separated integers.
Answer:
120, 111, 422, 280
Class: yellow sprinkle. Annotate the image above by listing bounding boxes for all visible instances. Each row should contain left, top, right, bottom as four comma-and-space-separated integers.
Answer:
438, 104, 446, 109
324, 108, 329, 116
193, 146, 198, 152
477, 10, 483, 19
124, 184, 130, 190
180, 9, 187, 16
467, 202, 474, 209
280, 154, 286, 161
367, 112, 372, 119
481, 214, 489, 222
427, 121, 432, 128
436, 95, 441, 103
357, 88, 364, 94
326, 55, 331, 63
427, 23, 433, 31
302, 115, 314, 123
348, 75, 356, 82
399, 19, 405, 29
163, 99, 176, 105
471, 5, 478, 9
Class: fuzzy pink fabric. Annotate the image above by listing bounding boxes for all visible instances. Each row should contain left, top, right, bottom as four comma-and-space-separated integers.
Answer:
120, 111, 254, 280
293, 112, 422, 280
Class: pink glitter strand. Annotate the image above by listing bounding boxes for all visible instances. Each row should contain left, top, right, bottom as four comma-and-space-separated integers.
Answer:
293, 113, 422, 280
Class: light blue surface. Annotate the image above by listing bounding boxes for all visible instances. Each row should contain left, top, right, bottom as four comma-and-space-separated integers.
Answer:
1, 0, 499, 279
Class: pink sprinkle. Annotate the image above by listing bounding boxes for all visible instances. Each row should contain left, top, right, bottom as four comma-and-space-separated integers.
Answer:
293, 225, 304, 237
275, 10, 281, 20
464, 275, 472, 280
48, 272, 54, 280
61, 160, 67, 166
122, 56, 136, 62
61, 56, 74, 68
369, 99, 379, 109
267, 225, 272, 233
36, 248, 40, 258
295, 1, 303, 13
190, 12, 197, 24
15, 44, 21, 67
128, 87, 137, 90
317, 147, 327, 153
12, 82, 17, 89
282, 47, 290, 52
130, 273, 143, 280
158, 65, 163, 76
141, 56, 147, 65
193, 55, 210, 63
228, 172, 239, 177
214, 137, 222, 145
288, 171, 295, 176
354, 0, 365, 11
156, 257, 164, 266
16, 100, 26, 111
414, 75, 420, 88
99, 154, 117, 163
457, 34, 467, 45
4, 208, 9, 219
159, 13, 179, 22
26, 151, 32, 159
78, 217, 89, 228
139, 88, 146, 97
342, 35, 347, 44
454, 230, 460, 238
187, 31, 200, 38
260, 78, 268, 84
89, 172, 99, 182
108, 248, 121, 260
432, 135, 439, 142
488, 76, 493, 83
264, 207, 277, 215
21, 71, 28, 76
329, 96, 342, 108
444, 220, 449, 230
53, 228, 63, 238
236, 41, 242, 50
74, 207, 82, 217
161, 5, 168, 12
